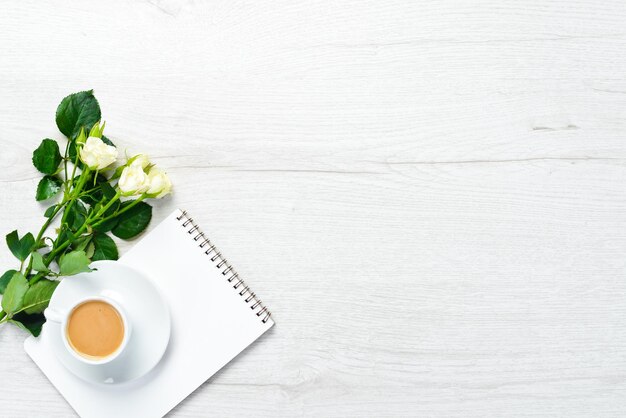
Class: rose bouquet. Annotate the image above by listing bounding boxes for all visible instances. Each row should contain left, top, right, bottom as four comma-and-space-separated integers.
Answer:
0, 91, 171, 336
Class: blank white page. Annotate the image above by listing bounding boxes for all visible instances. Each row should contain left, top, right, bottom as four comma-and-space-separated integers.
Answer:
25, 209, 274, 418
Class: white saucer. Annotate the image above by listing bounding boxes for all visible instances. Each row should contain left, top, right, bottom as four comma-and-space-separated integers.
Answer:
43, 260, 171, 384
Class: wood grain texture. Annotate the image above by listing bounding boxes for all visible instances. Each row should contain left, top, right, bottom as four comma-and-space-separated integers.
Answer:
1, 0, 626, 416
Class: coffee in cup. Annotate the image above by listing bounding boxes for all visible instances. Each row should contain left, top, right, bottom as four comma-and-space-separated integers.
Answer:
45, 296, 131, 365
66, 300, 125, 360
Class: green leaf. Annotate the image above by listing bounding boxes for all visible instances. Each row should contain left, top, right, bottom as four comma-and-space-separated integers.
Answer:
10, 312, 46, 337
6, 231, 35, 262
44, 204, 58, 218
59, 250, 92, 276
112, 201, 152, 240
100, 182, 117, 200
92, 197, 121, 233
1, 272, 29, 315
72, 235, 92, 252
22, 279, 58, 314
20, 233, 35, 259
80, 187, 102, 208
93, 217, 120, 233
85, 242, 95, 259
55, 90, 101, 139
91, 233, 119, 261
111, 164, 125, 180
80, 174, 112, 206
65, 200, 88, 232
36, 176, 63, 201
88, 121, 105, 139
31, 252, 48, 272
32, 139, 62, 175
0, 269, 17, 294
76, 127, 87, 145
101, 135, 115, 147
6, 230, 20, 259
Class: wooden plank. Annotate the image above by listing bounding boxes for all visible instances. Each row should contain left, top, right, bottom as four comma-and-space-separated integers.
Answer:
0, 1, 625, 416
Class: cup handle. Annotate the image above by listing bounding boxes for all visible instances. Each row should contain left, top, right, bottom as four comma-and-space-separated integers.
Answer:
44, 308, 65, 323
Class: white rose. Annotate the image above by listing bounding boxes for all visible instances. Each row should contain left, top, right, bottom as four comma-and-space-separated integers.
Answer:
146, 168, 172, 198
118, 165, 150, 195
129, 154, 150, 170
79, 136, 118, 170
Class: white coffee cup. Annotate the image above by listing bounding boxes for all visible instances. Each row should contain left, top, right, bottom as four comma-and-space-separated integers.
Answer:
44, 296, 132, 365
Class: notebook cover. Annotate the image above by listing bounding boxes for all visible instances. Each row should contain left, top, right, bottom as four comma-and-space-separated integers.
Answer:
24, 209, 274, 418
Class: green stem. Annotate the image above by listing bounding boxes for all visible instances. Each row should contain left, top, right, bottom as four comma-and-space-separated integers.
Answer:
68, 142, 80, 192
51, 167, 91, 255
29, 271, 48, 286
98, 190, 122, 216
63, 140, 71, 194
23, 201, 68, 278
92, 194, 145, 228
60, 167, 90, 227
46, 190, 121, 263
70, 158, 78, 183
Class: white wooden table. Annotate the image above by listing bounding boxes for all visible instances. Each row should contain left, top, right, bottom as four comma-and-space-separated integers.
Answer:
1, 1, 626, 416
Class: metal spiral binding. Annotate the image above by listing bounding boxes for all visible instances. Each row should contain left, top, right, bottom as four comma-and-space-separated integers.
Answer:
176, 210, 272, 324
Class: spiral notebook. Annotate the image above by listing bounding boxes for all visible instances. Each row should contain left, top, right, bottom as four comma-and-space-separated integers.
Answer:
24, 209, 274, 418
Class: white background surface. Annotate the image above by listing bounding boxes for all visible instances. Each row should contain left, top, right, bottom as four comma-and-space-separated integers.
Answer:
1, 1, 626, 417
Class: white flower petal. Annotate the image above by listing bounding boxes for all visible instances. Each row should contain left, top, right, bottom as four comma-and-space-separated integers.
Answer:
79, 136, 118, 170
118, 165, 150, 195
